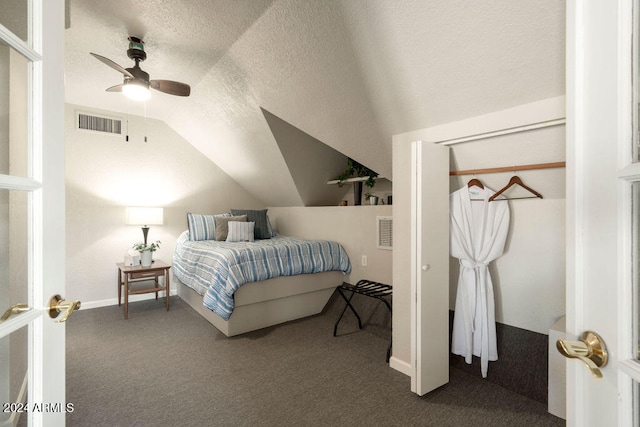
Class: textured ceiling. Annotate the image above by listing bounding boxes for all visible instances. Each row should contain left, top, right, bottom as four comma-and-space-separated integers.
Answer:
64, 0, 565, 207
65, 0, 274, 119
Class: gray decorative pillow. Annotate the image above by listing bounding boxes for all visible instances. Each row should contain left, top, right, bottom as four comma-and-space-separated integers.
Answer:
214, 215, 247, 241
266, 215, 276, 237
226, 221, 255, 242
230, 209, 270, 239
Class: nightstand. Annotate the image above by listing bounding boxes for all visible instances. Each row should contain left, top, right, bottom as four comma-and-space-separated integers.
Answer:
117, 260, 171, 319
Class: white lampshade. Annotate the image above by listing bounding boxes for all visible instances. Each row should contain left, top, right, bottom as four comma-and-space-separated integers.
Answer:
125, 207, 163, 226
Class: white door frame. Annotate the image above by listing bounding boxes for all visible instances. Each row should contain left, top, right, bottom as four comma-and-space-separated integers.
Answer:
0, 1, 66, 425
38, 1, 67, 424
566, 0, 640, 424
615, 1, 640, 423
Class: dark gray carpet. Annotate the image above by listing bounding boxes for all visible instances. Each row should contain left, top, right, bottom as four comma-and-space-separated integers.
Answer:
65, 294, 564, 426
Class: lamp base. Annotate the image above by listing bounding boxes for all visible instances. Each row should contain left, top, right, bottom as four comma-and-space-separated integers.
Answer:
142, 226, 149, 245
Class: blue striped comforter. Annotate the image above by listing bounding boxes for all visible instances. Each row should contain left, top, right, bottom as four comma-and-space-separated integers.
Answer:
173, 231, 351, 320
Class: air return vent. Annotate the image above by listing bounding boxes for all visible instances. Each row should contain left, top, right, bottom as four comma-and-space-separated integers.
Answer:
377, 216, 392, 250
76, 112, 122, 136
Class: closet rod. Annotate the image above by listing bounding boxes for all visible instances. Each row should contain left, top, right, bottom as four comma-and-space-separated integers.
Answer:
450, 161, 566, 176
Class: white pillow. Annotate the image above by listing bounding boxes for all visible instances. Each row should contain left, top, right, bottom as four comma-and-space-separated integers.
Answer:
226, 221, 255, 242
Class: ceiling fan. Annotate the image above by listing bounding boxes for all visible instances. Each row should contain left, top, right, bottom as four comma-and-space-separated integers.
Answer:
90, 37, 190, 101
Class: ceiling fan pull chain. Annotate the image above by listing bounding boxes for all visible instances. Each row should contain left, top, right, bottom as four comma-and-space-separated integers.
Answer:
144, 102, 148, 142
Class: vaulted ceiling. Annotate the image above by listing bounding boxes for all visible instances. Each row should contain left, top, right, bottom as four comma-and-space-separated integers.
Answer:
64, 0, 565, 207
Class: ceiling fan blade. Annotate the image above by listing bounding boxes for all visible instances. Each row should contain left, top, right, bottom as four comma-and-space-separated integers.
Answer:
150, 80, 191, 96
90, 53, 134, 79
106, 84, 124, 92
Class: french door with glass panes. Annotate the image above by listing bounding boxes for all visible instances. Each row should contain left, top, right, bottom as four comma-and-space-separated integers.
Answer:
565, 0, 640, 424
0, 1, 69, 426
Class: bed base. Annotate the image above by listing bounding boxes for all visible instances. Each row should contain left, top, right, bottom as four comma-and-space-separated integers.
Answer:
175, 271, 344, 336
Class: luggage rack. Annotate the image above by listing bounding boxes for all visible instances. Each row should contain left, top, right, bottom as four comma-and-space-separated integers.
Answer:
333, 279, 392, 362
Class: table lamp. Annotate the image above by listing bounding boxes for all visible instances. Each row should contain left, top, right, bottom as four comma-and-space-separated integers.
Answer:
125, 207, 164, 245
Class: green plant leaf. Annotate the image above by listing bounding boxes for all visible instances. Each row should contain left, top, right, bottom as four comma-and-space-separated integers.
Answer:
334, 157, 378, 188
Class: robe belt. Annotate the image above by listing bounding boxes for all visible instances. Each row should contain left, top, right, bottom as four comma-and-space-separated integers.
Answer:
459, 259, 488, 269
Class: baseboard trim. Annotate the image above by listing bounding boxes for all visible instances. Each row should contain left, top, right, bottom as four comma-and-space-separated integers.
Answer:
389, 356, 412, 377
80, 290, 177, 310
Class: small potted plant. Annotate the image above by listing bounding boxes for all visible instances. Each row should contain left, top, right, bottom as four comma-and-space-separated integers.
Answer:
132, 240, 161, 267
365, 192, 379, 205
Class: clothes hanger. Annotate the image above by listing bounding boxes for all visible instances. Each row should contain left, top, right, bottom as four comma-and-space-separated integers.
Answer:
466, 175, 485, 201
467, 177, 486, 201
489, 175, 543, 202
467, 178, 484, 189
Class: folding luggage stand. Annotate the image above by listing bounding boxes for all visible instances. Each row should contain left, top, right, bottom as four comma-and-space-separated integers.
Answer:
333, 279, 393, 362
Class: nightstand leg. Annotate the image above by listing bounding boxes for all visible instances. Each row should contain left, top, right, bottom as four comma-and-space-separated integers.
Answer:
124, 274, 129, 319
166, 270, 170, 311
118, 268, 122, 306
155, 276, 159, 300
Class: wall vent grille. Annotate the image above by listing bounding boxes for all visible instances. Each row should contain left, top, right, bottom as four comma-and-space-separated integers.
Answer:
377, 216, 392, 250
76, 112, 122, 135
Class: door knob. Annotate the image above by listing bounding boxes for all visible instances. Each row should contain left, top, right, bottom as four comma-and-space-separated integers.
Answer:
556, 331, 608, 378
48, 295, 81, 323
0, 303, 29, 322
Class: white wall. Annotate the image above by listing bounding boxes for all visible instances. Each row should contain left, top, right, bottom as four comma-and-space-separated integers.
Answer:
65, 104, 264, 307
268, 206, 393, 286
392, 97, 566, 370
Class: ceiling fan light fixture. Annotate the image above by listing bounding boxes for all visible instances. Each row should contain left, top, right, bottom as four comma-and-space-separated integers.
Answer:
91, 37, 190, 100
122, 80, 150, 101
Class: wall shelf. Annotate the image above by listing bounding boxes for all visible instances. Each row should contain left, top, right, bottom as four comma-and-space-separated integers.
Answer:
327, 176, 383, 185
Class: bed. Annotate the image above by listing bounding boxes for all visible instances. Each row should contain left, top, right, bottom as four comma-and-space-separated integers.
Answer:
173, 228, 351, 336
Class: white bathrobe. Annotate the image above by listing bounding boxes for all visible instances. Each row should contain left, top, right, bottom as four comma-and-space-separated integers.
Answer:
450, 185, 510, 378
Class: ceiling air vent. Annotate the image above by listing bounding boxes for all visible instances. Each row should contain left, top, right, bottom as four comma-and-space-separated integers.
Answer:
76, 112, 122, 136
377, 216, 392, 250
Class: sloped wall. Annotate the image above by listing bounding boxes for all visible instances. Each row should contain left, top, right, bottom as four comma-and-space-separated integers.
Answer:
262, 108, 350, 206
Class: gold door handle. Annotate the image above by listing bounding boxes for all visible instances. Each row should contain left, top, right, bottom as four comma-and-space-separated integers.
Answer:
556, 331, 608, 378
48, 295, 81, 323
0, 303, 29, 322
